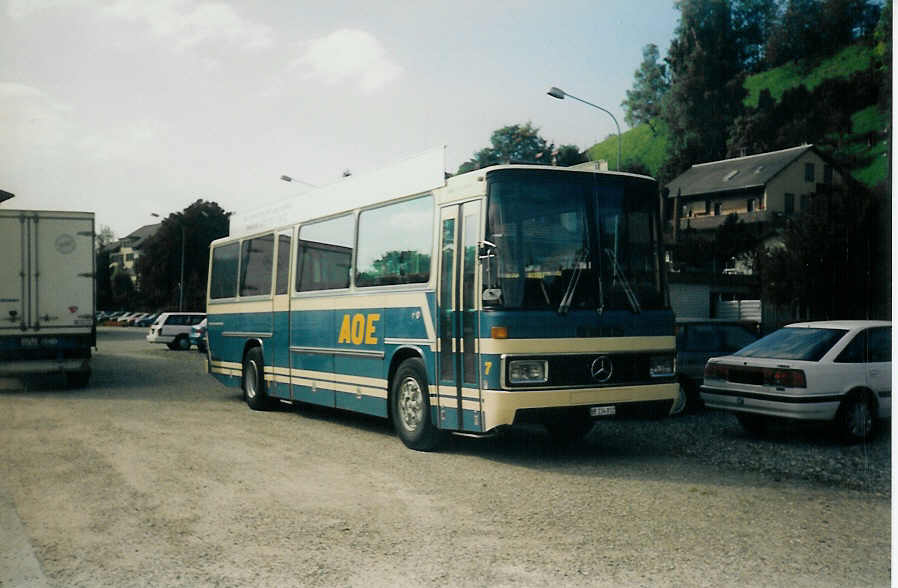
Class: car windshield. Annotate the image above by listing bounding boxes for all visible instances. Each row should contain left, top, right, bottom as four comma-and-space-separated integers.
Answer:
734, 327, 847, 361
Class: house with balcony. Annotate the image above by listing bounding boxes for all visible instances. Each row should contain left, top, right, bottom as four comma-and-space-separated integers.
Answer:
663, 145, 846, 328
665, 144, 843, 236
107, 223, 160, 284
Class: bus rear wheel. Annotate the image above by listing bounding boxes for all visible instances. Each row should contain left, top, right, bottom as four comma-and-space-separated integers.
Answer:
242, 347, 270, 411
391, 358, 441, 451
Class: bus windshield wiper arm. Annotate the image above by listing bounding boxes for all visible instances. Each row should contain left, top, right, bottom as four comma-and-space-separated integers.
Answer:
604, 248, 641, 313
558, 248, 587, 315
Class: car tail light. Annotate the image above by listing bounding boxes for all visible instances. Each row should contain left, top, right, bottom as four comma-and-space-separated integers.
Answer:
704, 363, 805, 388
764, 367, 806, 388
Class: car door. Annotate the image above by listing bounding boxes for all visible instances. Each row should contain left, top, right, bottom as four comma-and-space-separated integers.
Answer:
866, 326, 891, 416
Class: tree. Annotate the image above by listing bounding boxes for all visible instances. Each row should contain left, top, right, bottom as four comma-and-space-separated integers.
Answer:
621, 44, 670, 134
135, 199, 230, 311
457, 123, 554, 173
761, 182, 887, 320
554, 144, 588, 167
111, 269, 136, 309
660, 0, 747, 184
94, 225, 116, 310
874, 0, 891, 112
731, 0, 779, 71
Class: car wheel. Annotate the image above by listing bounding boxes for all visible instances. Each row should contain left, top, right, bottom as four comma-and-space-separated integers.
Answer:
166, 341, 177, 350
391, 358, 441, 451
837, 393, 875, 444
242, 347, 270, 411
176, 335, 190, 351
736, 412, 768, 435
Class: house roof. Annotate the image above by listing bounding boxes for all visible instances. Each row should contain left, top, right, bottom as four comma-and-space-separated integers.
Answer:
123, 223, 160, 249
666, 145, 815, 199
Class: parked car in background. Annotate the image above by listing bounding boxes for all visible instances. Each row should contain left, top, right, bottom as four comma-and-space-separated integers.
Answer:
189, 318, 207, 353
124, 312, 149, 326
675, 319, 760, 410
135, 313, 159, 327
146, 312, 206, 350
701, 320, 891, 443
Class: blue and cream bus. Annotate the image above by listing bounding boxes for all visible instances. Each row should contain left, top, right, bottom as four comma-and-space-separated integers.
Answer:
205, 158, 680, 450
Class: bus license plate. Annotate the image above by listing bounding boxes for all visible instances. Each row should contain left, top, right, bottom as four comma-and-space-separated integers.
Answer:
590, 405, 616, 417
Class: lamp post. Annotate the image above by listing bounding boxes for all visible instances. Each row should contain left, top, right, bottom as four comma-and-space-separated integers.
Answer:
547, 86, 622, 171
151, 212, 185, 311
280, 175, 318, 187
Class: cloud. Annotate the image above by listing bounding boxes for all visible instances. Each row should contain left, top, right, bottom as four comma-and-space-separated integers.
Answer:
7, 0, 274, 51
0, 83, 75, 153
295, 29, 402, 93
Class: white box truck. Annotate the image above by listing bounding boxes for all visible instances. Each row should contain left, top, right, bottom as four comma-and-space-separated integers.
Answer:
0, 209, 95, 387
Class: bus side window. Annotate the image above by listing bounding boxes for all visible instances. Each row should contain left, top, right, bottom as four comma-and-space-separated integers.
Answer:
275, 233, 291, 295
240, 234, 275, 297
356, 195, 433, 287
296, 215, 354, 292
210, 242, 239, 299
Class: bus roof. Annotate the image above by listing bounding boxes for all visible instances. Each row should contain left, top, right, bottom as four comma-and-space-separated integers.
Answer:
224, 152, 656, 242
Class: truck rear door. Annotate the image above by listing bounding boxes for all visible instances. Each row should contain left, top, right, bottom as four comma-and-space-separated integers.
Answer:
30, 211, 95, 331
0, 211, 27, 331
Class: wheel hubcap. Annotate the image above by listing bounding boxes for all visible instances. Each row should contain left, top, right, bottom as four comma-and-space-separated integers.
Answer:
244, 360, 258, 400
397, 376, 424, 432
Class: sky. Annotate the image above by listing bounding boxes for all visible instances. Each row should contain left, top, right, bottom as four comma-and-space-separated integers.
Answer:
1, 0, 680, 238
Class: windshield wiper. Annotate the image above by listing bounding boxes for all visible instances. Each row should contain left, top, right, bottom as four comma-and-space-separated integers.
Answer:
558, 248, 588, 315
604, 248, 641, 313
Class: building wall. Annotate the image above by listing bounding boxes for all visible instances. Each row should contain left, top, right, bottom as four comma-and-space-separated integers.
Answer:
669, 282, 711, 319
764, 151, 842, 213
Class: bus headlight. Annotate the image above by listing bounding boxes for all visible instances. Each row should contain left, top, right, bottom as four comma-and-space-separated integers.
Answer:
508, 359, 548, 384
649, 355, 676, 378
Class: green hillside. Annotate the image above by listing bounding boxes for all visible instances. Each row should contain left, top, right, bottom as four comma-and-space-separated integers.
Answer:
589, 44, 888, 188
744, 45, 875, 107
586, 119, 669, 177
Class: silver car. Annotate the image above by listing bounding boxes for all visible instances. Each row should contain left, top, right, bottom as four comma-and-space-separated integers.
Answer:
701, 320, 891, 442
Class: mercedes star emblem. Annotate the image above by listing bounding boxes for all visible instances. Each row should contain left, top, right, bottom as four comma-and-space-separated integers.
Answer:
590, 356, 613, 383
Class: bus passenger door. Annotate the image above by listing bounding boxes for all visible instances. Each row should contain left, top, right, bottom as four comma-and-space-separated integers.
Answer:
436, 201, 482, 432
268, 229, 292, 400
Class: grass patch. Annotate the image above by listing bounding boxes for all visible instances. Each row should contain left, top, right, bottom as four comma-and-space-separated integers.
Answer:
744, 44, 874, 107
587, 120, 669, 176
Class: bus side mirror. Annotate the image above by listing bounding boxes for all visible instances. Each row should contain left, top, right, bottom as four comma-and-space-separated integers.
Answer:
478, 240, 497, 260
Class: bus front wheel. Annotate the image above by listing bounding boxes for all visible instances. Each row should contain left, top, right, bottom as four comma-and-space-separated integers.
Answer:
391, 358, 441, 451
242, 347, 270, 411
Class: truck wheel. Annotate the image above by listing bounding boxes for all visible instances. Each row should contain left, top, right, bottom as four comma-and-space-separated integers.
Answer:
65, 370, 91, 389
242, 347, 270, 411
391, 358, 441, 451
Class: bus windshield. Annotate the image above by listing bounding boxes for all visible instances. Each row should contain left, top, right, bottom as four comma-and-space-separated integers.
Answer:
484, 169, 665, 312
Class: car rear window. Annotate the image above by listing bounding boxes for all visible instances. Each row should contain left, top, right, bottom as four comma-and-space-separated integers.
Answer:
734, 327, 847, 361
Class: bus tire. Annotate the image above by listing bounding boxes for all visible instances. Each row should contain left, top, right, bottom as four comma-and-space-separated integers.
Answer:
242, 347, 270, 411
391, 358, 441, 451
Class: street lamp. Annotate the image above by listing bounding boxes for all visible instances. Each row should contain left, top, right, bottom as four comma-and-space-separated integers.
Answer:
280, 175, 317, 187
547, 86, 622, 171
151, 212, 186, 311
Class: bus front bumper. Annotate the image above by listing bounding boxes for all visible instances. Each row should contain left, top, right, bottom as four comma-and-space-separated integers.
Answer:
481, 382, 681, 431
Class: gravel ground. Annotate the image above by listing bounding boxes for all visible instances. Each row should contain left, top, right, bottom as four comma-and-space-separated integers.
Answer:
0, 328, 890, 587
